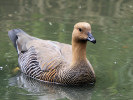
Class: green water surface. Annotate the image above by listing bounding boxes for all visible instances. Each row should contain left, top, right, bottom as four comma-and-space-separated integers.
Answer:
0, 0, 133, 100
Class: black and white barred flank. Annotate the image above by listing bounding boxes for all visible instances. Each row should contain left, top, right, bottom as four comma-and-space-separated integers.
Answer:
18, 47, 43, 79
18, 47, 59, 83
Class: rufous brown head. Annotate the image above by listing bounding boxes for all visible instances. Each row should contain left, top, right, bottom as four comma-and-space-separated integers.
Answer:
72, 22, 96, 44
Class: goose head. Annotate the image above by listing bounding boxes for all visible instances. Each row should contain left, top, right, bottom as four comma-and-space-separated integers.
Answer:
72, 22, 96, 44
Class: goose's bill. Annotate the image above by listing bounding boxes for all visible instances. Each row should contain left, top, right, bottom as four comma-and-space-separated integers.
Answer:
87, 32, 96, 44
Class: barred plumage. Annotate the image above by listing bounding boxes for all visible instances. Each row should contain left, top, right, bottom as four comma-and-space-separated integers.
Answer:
18, 47, 59, 82
19, 47, 41, 78
8, 22, 96, 85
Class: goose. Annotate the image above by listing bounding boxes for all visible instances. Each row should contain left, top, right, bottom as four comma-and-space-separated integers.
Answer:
8, 22, 96, 85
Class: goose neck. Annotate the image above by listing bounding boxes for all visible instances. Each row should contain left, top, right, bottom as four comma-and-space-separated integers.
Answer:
71, 39, 87, 65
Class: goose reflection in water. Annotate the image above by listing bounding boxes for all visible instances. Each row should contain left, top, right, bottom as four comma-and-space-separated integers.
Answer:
9, 73, 94, 100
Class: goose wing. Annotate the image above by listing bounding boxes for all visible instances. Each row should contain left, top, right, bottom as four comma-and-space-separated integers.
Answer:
8, 29, 71, 73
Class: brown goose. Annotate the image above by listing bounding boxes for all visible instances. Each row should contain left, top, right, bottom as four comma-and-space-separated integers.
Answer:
8, 22, 96, 85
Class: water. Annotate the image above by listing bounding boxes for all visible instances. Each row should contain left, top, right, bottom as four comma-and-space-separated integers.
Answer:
0, 0, 133, 100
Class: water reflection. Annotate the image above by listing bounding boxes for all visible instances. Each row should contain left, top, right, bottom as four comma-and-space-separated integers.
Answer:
1, 0, 133, 25
9, 73, 93, 100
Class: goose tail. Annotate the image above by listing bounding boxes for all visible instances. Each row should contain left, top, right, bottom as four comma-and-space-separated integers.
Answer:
8, 29, 27, 52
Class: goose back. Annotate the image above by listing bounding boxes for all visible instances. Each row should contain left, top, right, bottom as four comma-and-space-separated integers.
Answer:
8, 29, 73, 84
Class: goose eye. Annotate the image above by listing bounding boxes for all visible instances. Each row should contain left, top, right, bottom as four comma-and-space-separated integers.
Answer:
78, 28, 82, 32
